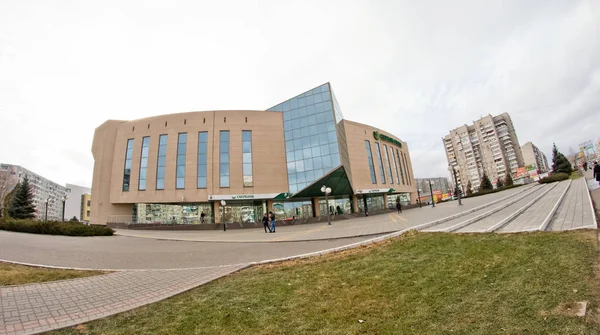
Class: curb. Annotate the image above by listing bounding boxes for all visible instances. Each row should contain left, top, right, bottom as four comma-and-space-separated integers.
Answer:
584, 178, 599, 229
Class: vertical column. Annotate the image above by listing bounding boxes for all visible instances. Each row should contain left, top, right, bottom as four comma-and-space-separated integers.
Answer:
351, 195, 358, 214
312, 197, 320, 217
383, 194, 388, 210
212, 201, 220, 224
267, 200, 274, 212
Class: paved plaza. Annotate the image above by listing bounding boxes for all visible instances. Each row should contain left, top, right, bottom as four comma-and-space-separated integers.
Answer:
1, 176, 598, 335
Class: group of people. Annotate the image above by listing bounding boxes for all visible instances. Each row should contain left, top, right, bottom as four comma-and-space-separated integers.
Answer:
262, 211, 276, 233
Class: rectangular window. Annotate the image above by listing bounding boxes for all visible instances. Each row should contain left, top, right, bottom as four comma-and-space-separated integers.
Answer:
401, 151, 411, 185
383, 144, 394, 184
396, 149, 405, 185
197, 131, 208, 188
156, 134, 168, 190
242, 130, 253, 187
374, 142, 386, 184
176, 133, 187, 189
219, 131, 230, 187
123, 139, 134, 191
138, 137, 150, 190
365, 140, 377, 184
390, 146, 401, 185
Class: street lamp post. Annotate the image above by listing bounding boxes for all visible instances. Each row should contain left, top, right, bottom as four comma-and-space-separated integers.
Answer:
451, 166, 462, 206
61, 195, 68, 222
416, 188, 422, 208
429, 180, 435, 208
320, 185, 332, 225
44, 197, 50, 221
220, 200, 227, 231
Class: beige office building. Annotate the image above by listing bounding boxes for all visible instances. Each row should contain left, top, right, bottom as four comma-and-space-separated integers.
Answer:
520, 142, 549, 173
91, 83, 416, 226
443, 113, 524, 191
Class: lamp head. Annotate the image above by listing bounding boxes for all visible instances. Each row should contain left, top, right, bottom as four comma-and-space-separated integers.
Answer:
320, 185, 326, 193
326, 187, 331, 194
220, 200, 226, 206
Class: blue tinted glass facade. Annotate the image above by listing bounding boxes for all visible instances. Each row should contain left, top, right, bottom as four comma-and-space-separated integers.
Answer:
374, 142, 386, 184
267, 83, 340, 194
219, 131, 230, 187
139, 137, 150, 190
123, 139, 134, 191
242, 131, 253, 187
396, 148, 405, 185
390, 146, 401, 185
197, 132, 208, 188
176, 133, 187, 189
156, 135, 167, 190
365, 140, 377, 184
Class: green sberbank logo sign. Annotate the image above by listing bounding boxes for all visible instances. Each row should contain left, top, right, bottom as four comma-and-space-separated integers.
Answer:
373, 131, 402, 148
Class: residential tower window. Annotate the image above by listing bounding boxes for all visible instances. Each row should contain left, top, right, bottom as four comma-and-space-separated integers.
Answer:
123, 139, 134, 191
365, 140, 377, 184
374, 142, 386, 184
242, 130, 253, 187
138, 137, 150, 190
219, 131, 230, 187
176, 133, 187, 189
383, 144, 394, 184
156, 134, 167, 190
197, 131, 208, 188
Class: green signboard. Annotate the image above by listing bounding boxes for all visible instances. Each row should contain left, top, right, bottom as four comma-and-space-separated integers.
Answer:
373, 131, 402, 148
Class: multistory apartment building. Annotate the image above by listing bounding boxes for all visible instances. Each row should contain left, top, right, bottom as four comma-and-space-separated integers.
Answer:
0, 164, 67, 221
520, 142, 550, 173
65, 183, 91, 221
443, 113, 524, 191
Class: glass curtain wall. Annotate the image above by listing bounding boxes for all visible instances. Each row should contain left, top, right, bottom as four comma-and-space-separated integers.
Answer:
242, 131, 253, 187
383, 144, 394, 184
176, 133, 187, 189
197, 132, 208, 188
396, 148, 405, 185
273, 201, 313, 219
390, 146, 400, 185
267, 83, 341, 194
156, 135, 167, 190
220, 131, 230, 187
374, 143, 386, 184
365, 140, 377, 184
139, 137, 150, 190
123, 139, 134, 191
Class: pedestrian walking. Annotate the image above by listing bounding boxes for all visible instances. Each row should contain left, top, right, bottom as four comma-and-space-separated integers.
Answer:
269, 211, 276, 233
396, 202, 402, 214
594, 161, 600, 186
200, 211, 206, 224
262, 213, 271, 233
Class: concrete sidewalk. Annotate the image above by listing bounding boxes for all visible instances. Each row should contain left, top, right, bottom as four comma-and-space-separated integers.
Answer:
115, 185, 532, 242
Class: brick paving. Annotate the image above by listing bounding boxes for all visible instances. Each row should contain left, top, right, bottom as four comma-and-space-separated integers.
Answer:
550, 177, 595, 231
0, 265, 246, 335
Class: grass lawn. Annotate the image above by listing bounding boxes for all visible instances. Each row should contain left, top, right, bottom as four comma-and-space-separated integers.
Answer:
0, 262, 105, 286
52, 230, 600, 335
570, 171, 584, 180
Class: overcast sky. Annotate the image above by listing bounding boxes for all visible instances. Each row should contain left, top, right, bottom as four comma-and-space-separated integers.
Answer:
1, 0, 599, 188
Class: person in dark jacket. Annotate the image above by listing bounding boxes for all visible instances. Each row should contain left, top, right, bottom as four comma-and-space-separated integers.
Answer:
269, 211, 276, 233
262, 213, 271, 233
396, 202, 402, 214
594, 162, 600, 186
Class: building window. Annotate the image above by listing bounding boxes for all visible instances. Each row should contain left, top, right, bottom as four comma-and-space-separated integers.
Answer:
220, 131, 230, 187
197, 131, 208, 188
138, 137, 150, 190
401, 151, 411, 185
374, 142, 386, 184
390, 146, 401, 185
383, 144, 394, 184
156, 134, 167, 190
87, 200, 91, 206
365, 140, 377, 184
396, 149, 405, 185
176, 133, 187, 189
242, 130, 253, 187
123, 139, 134, 191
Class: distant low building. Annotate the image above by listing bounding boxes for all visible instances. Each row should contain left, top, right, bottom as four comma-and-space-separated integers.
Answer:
65, 183, 91, 221
415, 178, 451, 203
0, 164, 67, 221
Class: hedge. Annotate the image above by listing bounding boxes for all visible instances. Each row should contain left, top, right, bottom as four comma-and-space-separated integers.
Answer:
538, 173, 569, 184
0, 219, 114, 236
463, 184, 521, 199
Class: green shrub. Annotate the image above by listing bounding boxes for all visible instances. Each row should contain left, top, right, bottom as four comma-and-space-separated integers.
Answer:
538, 173, 569, 184
0, 219, 114, 236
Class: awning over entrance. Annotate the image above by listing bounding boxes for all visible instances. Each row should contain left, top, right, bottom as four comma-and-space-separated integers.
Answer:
290, 165, 353, 199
